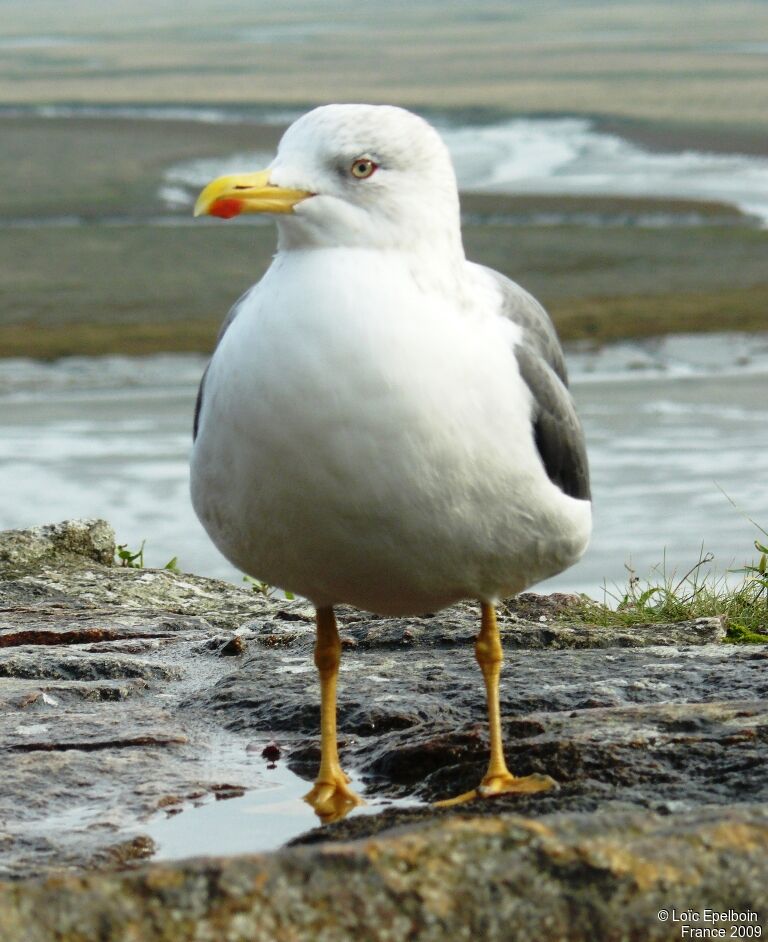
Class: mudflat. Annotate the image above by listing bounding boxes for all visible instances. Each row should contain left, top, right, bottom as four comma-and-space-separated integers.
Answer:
3, 114, 767, 358
3, 215, 767, 358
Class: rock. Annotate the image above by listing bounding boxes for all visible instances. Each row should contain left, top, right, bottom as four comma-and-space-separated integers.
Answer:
0, 519, 765, 939
203, 639, 768, 808
0, 519, 115, 571
0, 525, 280, 879
328, 603, 727, 649
0, 805, 766, 942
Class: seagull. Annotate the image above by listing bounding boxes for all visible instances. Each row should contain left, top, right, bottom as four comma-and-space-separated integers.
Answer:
191, 104, 591, 822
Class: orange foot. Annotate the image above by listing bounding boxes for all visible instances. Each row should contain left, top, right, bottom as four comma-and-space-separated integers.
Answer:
434, 771, 557, 808
304, 770, 364, 824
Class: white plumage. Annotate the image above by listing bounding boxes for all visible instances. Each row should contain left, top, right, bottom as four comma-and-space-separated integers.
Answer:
191, 104, 590, 615
191, 103, 592, 819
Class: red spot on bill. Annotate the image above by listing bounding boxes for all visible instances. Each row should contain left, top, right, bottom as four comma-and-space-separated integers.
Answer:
210, 198, 244, 219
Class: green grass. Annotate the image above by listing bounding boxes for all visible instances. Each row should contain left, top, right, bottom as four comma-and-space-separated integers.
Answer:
115, 539, 180, 573
574, 526, 768, 643
243, 575, 295, 600
114, 528, 768, 642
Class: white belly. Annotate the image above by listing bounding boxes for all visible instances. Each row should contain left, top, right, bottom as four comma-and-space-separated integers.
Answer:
191, 250, 591, 614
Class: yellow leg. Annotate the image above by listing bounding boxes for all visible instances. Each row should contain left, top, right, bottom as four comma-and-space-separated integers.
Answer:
303, 606, 364, 823
436, 602, 557, 807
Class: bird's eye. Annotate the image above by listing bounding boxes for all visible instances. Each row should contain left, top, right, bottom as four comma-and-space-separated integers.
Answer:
350, 158, 378, 179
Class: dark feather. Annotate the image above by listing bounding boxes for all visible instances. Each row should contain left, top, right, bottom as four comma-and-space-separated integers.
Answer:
192, 287, 253, 441
481, 265, 568, 385
192, 365, 209, 441
482, 266, 590, 501
515, 345, 591, 501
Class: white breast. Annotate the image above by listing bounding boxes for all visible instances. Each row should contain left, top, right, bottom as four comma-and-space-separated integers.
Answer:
191, 249, 590, 614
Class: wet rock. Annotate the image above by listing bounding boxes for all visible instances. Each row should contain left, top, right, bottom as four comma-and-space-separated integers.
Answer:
0, 519, 277, 634
197, 637, 768, 808
0, 523, 278, 878
0, 649, 179, 682
0, 610, 215, 648
0, 518, 766, 937
0, 805, 766, 942
339, 609, 726, 649
200, 633, 247, 656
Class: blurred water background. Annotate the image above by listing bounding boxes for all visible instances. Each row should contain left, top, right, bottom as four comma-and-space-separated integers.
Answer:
1, 331, 766, 600
2, 0, 767, 600
4, 104, 768, 225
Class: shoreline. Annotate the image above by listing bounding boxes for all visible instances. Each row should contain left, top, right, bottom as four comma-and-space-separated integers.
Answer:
0, 109, 766, 360
3, 103, 767, 158
2, 290, 766, 361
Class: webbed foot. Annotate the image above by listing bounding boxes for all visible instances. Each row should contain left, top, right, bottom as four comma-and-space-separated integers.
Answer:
434, 772, 557, 808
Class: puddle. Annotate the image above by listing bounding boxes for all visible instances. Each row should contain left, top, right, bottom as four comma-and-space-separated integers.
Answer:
147, 764, 419, 861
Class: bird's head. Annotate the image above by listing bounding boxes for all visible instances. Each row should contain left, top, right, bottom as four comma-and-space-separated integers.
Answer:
194, 104, 463, 258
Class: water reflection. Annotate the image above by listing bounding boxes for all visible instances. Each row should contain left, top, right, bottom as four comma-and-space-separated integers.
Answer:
148, 764, 416, 861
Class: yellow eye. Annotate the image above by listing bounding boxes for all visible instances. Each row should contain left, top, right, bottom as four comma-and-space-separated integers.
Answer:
350, 158, 378, 179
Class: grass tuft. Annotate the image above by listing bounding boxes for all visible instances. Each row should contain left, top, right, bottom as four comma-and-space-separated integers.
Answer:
574, 527, 768, 643
115, 539, 180, 573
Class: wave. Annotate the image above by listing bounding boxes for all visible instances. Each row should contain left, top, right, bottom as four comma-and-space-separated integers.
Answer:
161, 111, 768, 226
6, 103, 767, 225
1, 333, 765, 401
435, 116, 768, 225
567, 331, 768, 384
0, 102, 303, 125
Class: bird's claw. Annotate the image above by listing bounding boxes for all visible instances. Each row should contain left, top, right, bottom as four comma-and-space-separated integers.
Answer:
435, 772, 558, 807
478, 771, 557, 797
304, 772, 364, 823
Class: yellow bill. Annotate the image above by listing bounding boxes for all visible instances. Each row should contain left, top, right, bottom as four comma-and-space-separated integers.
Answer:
193, 170, 313, 219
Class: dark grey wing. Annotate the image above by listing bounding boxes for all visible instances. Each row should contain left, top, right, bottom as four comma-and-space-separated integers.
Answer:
193, 286, 253, 441
481, 266, 590, 501
192, 367, 209, 441
515, 344, 591, 501
481, 265, 568, 385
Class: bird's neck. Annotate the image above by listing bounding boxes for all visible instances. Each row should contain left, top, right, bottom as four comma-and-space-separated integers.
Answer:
275, 205, 465, 262
269, 241, 472, 311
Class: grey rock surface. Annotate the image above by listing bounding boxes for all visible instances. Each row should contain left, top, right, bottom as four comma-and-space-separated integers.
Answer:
0, 519, 115, 571
0, 520, 282, 878
203, 621, 765, 812
0, 520, 766, 940
1, 806, 766, 942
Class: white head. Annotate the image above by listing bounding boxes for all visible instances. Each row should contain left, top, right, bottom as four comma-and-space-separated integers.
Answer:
194, 104, 464, 260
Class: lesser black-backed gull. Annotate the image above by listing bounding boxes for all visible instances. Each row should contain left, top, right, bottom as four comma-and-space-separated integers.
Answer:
191, 104, 591, 822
